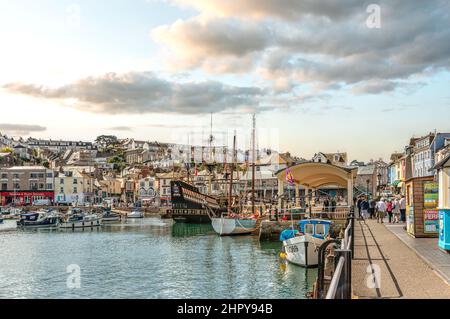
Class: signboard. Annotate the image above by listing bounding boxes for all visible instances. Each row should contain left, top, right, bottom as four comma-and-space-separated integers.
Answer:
423, 182, 439, 209
424, 209, 439, 234
407, 205, 414, 235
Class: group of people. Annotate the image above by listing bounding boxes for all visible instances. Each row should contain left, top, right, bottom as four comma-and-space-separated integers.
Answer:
356, 195, 407, 223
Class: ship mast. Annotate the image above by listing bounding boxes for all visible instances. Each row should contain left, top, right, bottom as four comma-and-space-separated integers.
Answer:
252, 114, 256, 215
228, 131, 236, 214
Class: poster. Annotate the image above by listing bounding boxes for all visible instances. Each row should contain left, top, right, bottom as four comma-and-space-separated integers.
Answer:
424, 182, 439, 209
407, 205, 414, 235
424, 210, 439, 234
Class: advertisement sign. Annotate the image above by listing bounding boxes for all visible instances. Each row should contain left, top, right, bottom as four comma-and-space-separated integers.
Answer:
424, 209, 439, 234
423, 182, 439, 209
407, 205, 415, 235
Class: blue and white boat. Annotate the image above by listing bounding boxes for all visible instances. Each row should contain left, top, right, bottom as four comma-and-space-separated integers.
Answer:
17, 211, 60, 229
280, 219, 332, 267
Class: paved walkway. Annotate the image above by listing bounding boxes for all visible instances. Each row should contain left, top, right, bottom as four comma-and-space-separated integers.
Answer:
386, 224, 450, 285
352, 219, 450, 299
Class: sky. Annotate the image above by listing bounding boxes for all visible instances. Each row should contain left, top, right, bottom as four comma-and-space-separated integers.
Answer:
0, 0, 449, 162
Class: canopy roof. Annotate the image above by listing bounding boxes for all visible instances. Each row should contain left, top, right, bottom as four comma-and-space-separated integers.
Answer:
276, 161, 357, 189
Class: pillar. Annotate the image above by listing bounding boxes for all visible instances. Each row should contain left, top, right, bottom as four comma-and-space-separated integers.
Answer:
347, 178, 353, 207
295, 184, 300, 207
278, 180, 284, 211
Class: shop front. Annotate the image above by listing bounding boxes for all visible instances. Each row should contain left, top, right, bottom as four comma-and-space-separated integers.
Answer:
0, 191, 55, 206
405, 176, 439, 238
434, 155, 450, 252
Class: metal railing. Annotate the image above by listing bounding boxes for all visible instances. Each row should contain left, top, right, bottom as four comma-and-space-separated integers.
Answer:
316, 208, 355, 299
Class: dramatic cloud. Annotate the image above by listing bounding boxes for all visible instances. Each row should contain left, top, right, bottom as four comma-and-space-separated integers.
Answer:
156, 0, 450, 95
0, 124, 47, 135
3, 72, 264, 115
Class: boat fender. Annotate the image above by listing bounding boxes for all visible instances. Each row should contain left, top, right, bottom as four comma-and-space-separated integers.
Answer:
279, 252, 287, 259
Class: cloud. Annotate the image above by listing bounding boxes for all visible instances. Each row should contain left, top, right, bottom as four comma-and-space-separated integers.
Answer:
155, 0, 450, 96
107, 126, 133, 131
3, 72, 264, 115
0, 124, 47, 135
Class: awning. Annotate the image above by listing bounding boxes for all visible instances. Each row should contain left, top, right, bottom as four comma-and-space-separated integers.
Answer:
392, 180, 401, 187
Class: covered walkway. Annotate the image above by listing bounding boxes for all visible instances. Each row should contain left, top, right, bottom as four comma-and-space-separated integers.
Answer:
275, 162, 358, 210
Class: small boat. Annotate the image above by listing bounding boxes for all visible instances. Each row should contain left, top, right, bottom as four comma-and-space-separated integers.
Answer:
211, 215, 258, 236
280, 219, 332, 268
102, 210, 122, 222
127, 210, 144, 219
60, 208, 102, 229
17, 211, 60, 229
2, 208, 22, 220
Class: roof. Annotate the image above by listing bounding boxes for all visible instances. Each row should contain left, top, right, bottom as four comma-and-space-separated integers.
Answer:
433, 154, 450, 170
4, 166, 47, 170
357, 165, 375, 175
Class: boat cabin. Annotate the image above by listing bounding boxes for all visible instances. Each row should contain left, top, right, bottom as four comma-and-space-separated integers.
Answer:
299, 219, 332, 240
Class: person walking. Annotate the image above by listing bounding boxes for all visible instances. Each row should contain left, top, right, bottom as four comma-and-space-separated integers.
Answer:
399, 195, 406, 222
386, 199, 394, 223
376, 198, 387, 223
393, 198, 400, 223
357, 196, 363, 219
331, 197, 337, 213
369, 198, 376, 219
361, 197, 370, 220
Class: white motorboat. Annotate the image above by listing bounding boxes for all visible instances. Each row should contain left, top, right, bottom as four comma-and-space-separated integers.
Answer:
211, 216, 257, 236
127, 210, 144, 219
280, 219, 332, 267
60, 208, 102, 229
102, 210, 122, 222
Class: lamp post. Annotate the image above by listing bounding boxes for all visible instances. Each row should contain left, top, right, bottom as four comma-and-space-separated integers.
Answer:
377, 172, 382, 197
366, 179, 370, 198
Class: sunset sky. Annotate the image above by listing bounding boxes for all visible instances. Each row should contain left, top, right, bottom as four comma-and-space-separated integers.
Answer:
0, 0, 449, 161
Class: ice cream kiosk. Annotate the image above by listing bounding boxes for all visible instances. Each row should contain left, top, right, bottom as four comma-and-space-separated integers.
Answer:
405, 176, 439, 238
434, 155, 450, 252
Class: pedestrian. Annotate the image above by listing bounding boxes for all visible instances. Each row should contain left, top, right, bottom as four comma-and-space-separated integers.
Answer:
356, 196, 363, 219
331, 197, 336, 213
376, 198, 387, 223
323, 197, 330, 213
399, 195, 406, 222
393, 198, 400, 223
386, 199, 394, 223
369, 198, 376, 219
360, 197, 370, 220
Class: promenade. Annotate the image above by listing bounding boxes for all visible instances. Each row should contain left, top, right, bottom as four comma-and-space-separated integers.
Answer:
352, 219, 450, 299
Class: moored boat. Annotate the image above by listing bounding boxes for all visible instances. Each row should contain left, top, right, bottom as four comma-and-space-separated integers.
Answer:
280, 219, 332, 267
102, 210, 122, 222
127, 210, 144, 219
17, 211, 60, 229
211, 215, 257, 236
60, 208, 102, 229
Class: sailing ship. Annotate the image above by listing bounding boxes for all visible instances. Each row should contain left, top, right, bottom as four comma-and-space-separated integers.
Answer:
170, 180, 224, 223
211, 115, 259, 236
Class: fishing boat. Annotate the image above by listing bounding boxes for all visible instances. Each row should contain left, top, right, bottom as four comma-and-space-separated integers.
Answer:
280, 219, 332, 267
211, 115, 261, 236
102, 210, 122, 222
17, 211, 60, 229
60, 208, 102, 229
170, 180, 224, 223
127, 210, 144, 219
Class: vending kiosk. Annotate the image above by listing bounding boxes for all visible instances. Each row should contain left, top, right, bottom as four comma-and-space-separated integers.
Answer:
435, 156, 450, 252
404, 176, 439, 238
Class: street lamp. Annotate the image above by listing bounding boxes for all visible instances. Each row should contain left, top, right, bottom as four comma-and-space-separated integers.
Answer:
377, 172, 382, 196
366, 179, 370, 198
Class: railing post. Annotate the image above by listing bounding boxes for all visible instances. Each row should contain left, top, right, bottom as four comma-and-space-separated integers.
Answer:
351, 211, 355, 259
317, 239, 339, 299
334, 249, 352, 299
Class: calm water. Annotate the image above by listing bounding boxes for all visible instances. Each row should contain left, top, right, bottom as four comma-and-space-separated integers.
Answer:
0, 218, 316, 299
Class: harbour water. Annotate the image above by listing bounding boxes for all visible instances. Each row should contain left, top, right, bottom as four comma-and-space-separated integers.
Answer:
0, 218, 316, 299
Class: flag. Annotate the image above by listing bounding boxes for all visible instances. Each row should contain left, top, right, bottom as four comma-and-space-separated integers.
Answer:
286, 168, 294, 185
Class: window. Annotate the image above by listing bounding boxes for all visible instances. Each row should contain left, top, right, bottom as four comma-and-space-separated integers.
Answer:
73, 187, 78, 194
39, 183, 44, 189
38, 173, 44, 178
13, 174, 19, 179
13, 183, 20, 189
315, 224, 326, 236
47, 173, 53, 178
1, 183, 7, 190
46, 183, 53, 190
1, 174, 7, 179
305, 224, 314, 235
30, 182, 38, 190
73, 179, 78, 184
60, 179, 64, 184
60, 187, 65, 193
